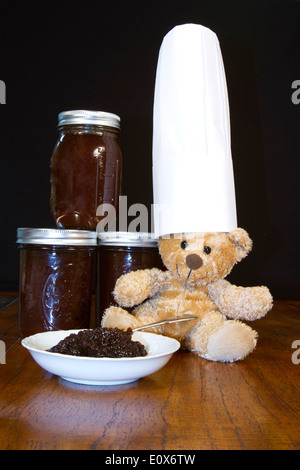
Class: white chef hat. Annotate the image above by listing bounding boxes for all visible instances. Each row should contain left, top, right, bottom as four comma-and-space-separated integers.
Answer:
153, 24, 238, 237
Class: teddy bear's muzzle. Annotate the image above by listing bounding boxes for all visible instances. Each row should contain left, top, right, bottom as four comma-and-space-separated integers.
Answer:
186, 254, 203, 271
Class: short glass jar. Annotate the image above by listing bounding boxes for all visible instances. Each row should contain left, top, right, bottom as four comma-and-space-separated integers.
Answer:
97, 232, 165, 325
17, 228, 97, 338
50, 110, 123, 230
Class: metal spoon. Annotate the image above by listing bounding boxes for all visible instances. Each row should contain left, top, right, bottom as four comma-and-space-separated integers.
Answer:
132, 315, 198, 332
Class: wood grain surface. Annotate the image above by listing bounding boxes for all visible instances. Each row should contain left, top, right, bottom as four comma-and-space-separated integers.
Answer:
0, 297, 299, 450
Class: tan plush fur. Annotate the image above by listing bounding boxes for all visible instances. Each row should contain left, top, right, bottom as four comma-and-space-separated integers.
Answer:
102, 229, 273, 362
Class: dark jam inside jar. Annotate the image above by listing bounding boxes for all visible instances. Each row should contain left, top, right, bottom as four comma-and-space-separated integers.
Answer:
97, 238, 165, 325
18, 244, 95, 338
50, 115, 123, 230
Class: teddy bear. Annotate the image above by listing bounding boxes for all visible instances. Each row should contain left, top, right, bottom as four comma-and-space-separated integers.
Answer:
101, 229, 273, 362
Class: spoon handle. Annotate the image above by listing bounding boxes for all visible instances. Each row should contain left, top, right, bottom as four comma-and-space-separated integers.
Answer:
132, 315, 198, 333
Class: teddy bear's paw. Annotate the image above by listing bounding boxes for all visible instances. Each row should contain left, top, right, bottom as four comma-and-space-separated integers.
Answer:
250, 286, 273, 320
232, 286, 273, 321
101, 306, 142, 330
205, 321, 258, 363
114, 271, 154, 308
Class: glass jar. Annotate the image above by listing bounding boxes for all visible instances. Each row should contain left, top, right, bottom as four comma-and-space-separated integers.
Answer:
17, 228, 97, 338
50, 110, 123, 230
96, 232, 165, 325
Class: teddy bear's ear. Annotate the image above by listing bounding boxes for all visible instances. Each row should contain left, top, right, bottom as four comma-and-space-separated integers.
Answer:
228, 228, 253, 262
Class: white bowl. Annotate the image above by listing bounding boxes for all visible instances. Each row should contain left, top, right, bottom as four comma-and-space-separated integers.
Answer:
22, 330, 180, 386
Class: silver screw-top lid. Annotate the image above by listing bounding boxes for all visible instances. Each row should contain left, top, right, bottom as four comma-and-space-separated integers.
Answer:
98, 232, 158, 248
17, 228, 97, 246
58, 110, 121, 130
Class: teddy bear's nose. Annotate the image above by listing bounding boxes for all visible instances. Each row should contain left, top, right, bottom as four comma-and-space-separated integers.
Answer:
186, 254, 203, 271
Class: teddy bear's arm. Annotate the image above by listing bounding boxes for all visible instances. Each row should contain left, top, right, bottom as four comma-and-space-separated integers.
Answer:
113, 268, 171, 308
207, 279, 273, 321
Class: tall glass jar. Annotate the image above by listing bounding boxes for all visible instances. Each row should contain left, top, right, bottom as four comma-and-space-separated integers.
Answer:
17, 228, 97, 338
50, 110, 123, 230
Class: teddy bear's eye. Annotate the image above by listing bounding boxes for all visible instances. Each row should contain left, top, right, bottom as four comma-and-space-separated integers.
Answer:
204, 246, 212, 255
181, 241, 189, 250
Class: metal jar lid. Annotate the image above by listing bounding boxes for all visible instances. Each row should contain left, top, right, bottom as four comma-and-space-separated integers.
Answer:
98, 232, 159, 248
58, 110, 121, 130
17, 228, 97, 246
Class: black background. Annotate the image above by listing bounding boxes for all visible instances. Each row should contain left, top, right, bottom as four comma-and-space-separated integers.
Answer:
0, 0, 299, 299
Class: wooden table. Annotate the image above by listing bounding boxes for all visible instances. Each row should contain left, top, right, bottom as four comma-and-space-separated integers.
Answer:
0, 295, 299, 451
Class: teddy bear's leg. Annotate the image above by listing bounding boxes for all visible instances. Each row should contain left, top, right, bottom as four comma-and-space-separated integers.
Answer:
186, 313, 257, 362
101, 306, 145, 330
206, 321, 258, 362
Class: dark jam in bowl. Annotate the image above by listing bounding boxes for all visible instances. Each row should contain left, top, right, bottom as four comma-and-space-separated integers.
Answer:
48, 327, 148, 358
97, 233, 165, 325
17, 229, 97, 338
50, 111, 123, 230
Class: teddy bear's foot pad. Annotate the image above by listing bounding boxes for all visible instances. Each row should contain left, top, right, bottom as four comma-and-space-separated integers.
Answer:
206, 321, 257, 362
